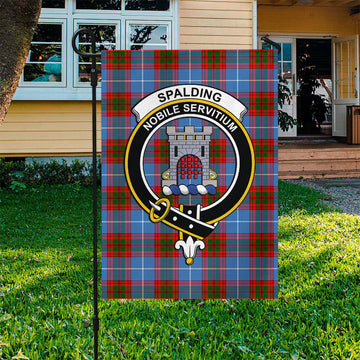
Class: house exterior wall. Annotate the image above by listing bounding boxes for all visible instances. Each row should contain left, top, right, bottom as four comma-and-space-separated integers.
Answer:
1, 0, 255, 157
258, 5, 358, 36
180, 0, 253, 49
0, 101, 101, 156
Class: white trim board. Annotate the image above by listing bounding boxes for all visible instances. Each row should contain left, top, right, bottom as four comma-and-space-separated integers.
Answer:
258, 32, 338, 39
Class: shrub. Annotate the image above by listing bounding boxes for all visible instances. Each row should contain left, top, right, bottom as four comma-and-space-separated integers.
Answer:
0, 158, 25, 188
0, 157, 101, 189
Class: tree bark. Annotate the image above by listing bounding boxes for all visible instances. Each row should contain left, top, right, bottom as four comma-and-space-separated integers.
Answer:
0, 0, 41, 124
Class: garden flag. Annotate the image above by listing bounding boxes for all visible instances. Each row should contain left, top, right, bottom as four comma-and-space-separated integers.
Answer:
101, 50, 278, 299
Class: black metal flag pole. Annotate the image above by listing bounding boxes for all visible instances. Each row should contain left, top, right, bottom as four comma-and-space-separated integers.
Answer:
72, 29, 101, 360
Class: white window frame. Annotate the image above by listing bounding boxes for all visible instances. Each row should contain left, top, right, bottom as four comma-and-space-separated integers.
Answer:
126, 20, 172, 50
73, 19, 121, 87
14, 0, 179, 101
19, 19, 67, 88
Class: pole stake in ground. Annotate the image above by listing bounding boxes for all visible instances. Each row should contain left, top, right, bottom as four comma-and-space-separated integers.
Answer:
72, 29, 101, 360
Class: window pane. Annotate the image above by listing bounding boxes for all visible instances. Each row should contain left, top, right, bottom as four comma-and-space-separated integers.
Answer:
77, 24, 117, 83
126, 0, 169, 10
29, 44, 62, 62
130, 25, 168, 50
33, 24, 62, 43
76, 0, 121, 10
79, 64, 102, 83
130, 44, 167, 50
283, 43, 292, 62
78, 43, 116, 55
79, 25, 116, 44
282, 62, 292, 79
24, 61, 62, 82
24, 23, 63, 83
42, 0, 65, 8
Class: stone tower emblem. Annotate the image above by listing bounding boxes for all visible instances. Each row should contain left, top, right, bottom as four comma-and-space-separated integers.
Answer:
162, 126, 217, 196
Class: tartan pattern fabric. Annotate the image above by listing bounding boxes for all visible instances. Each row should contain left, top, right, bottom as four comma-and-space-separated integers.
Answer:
101, 50, 278, 299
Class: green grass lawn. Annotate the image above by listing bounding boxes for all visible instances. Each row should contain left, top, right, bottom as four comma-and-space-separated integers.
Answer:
0, 182, 359, 359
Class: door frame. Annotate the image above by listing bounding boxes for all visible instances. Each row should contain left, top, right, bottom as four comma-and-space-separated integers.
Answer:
258, 35, 297, 136
332, 35, 360, 137
258, 33, 337, 138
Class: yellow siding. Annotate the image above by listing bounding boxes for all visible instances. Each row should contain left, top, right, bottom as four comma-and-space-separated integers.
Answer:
258, 5, 358, 36
180, 0, 254, 49
1, 101, 101, 156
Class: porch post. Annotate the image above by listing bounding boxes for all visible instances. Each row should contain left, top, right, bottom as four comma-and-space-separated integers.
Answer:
253, 0, 258, 49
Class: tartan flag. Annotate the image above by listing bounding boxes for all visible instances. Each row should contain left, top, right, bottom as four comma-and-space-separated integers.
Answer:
101, 50, 278, 299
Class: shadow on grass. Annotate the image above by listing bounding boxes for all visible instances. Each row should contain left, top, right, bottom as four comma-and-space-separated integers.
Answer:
279, 241, 360, 298
0, 185, 101, 251
279, 180, 339, 216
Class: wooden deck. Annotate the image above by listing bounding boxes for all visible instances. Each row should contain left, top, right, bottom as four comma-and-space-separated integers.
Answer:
279, 140, 360, 179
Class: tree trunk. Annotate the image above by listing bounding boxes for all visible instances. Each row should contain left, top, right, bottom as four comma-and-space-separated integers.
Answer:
0, 0, 41, 124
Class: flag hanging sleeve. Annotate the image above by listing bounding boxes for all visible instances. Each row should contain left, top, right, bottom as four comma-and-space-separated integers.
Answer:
101, 50, 278, 299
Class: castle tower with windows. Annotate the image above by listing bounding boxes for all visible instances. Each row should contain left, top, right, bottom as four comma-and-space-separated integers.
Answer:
162, 126, 217, 195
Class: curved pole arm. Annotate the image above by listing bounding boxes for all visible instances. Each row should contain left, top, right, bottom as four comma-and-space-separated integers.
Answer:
72, 28, 101, 57
72, 28, 101, 87
261, 36, 281, 54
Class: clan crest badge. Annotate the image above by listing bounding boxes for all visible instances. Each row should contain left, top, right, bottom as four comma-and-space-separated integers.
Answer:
125, 84, 255, 265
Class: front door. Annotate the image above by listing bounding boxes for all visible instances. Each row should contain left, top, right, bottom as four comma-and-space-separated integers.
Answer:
332, 36, 359, 136
259, 36, 297, 137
